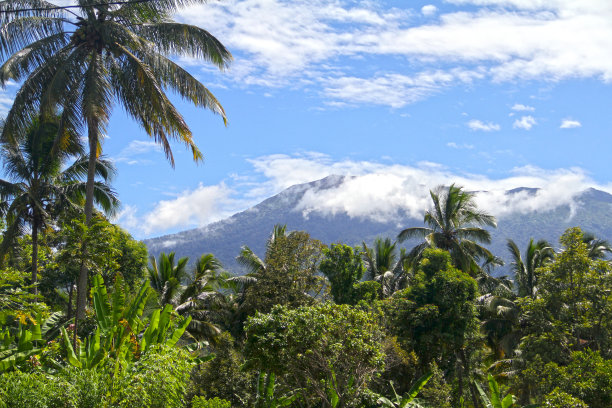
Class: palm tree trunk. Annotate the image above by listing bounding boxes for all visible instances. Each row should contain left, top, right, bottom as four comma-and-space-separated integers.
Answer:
31, 218, 39, 296
75, 118, 98, 320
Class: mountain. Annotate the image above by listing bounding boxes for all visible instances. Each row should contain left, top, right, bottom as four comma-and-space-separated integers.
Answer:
143, 177, 612, 276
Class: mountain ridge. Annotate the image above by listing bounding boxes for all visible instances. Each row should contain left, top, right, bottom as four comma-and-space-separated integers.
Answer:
144, 176, 612, 276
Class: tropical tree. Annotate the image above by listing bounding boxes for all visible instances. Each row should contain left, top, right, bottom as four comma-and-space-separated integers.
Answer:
581, 232, 612, 260
362, 237, 406, 297
398, 184, 497, 275
0, 115, 117, 294
176, 253, 233, 343
506, 239, 554, 298
238, 225, 324, 316
0, 0, 232, 319
147, 252, 189, 307
319, 243, 365, 304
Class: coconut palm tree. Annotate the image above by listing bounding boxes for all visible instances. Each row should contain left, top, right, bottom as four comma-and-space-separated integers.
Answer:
506, 238, 554, 298
582, 232, 612, 260
0, 115, 117, 294
147, 251, 189, 307
176, 253, 233, 343
398, 184, 497, 275
0, 0, 232, 318
361, 237, 406, 297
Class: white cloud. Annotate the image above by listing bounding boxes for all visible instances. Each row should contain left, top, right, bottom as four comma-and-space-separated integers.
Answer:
467, 119, 501, 131
176, 0, 612, 106
447, 142, 475, 149
560, 118, 582, 128
113, 140, 162, 165
421, 5, 438, 16
251, 154, 612, 222
511, 103, 535, 111
323, 69, 483, 108
119, 152, 612, 237
513, 115, 537, 130
138, 183, 241, 235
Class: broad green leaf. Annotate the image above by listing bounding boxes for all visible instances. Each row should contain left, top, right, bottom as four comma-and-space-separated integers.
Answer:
61, 327, 81, 368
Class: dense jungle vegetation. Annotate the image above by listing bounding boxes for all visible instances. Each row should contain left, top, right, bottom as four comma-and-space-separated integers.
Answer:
0, 0, 611, 406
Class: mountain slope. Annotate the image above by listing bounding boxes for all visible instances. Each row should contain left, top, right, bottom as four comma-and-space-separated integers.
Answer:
144, 178, 612, 276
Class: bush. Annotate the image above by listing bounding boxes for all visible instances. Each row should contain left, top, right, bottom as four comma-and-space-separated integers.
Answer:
113, 345, 194, 408
0, 370, 77, 408
188, 332, 254, 406
192, 397, 231, 408
543, 388, 588, 408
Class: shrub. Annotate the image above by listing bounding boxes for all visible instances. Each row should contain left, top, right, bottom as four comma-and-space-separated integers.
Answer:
192, 396, 231, 408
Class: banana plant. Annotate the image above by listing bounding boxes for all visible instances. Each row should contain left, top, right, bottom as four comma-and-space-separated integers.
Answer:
254, 372, 300, 408
61, 274, 191, 369
377, 373, 433, 408
475, 374, 540, 408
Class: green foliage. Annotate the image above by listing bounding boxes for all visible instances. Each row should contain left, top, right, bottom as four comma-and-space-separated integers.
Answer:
0, 268, 44, 324
376, 372, 433, 408
542, 389, 588, 408
0, 370, 78, 408
241, 230, 325, 316
192, 397, 232, 408
352, 280, 382, 304
520, 350, 612, 408
475, 374, 523, 408
245, 302, 385, 407
320, 243, 365, 304
0, 312, 62, 373
188, 332, 254, 407
254, 372, 299, 408
0, 345, 193, 408
112, 345, 193, 408
385, 248, 479, 368
60, 274, 191, 369
147, 252, 189, 307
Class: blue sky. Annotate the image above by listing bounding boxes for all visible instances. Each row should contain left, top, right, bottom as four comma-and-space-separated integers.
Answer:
4, 0, 612, 239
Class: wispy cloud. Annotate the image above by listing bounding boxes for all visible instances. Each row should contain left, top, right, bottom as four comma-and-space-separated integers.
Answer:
467, 119, 501, 132
113, 140, 162, 165
511, 103, 535, 111
177, 0, 612, 106
447, 142, 475, 149
513, 115, 537, 130
560, 118, 582, 128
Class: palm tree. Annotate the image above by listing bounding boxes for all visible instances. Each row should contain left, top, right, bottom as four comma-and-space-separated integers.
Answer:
361, 237, 405, 297
176, 253, 233, 343
147, 252, 189, 307
582, 232, 612, 260
0, 115, 117, 294
506, 238, 554, 298
398, 184, 497, 275
0, 0, 232, 319
236, 224, 288, 278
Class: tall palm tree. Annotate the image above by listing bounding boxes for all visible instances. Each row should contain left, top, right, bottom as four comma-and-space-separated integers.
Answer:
506, 238, 554, 298
361, 237, 405, 297
0, 0, 232, 318
0, 115, 117, 294
398, 184, 497, 275
147, 252, 189, 307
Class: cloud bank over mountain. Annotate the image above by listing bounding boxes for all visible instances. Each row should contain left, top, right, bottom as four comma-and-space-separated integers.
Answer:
117, 153, 612, 238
